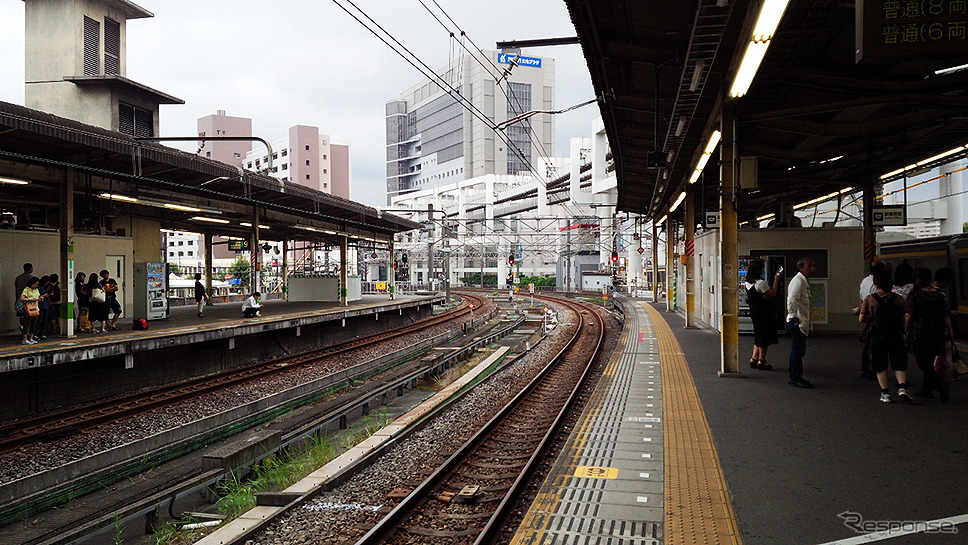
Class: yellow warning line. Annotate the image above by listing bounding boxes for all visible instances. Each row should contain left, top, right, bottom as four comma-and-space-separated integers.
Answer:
642, 302, 744, 545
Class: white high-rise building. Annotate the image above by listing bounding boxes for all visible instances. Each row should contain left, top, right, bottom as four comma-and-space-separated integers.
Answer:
386, 50, 556, 203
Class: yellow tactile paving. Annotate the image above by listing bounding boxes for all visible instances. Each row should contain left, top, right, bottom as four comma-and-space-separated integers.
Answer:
642, 302, 743, 545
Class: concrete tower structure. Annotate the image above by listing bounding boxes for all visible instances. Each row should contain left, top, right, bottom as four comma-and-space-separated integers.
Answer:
24, 0, 183, 135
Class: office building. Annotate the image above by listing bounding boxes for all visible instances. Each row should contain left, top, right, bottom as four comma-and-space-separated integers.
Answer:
386, 50, 555, 203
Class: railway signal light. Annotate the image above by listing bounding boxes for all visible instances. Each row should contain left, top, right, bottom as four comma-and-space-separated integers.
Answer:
611, 250, 618, 263
401, 252, 408, 263
508, 253, 515, 266
393, 261, 398, 270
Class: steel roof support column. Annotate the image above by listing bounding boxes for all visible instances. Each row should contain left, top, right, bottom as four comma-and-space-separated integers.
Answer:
863, 158, 876, 263
340, 235, 348, 307
720, 104, 740, 376
60, 168, 76, 338
653, 222, 660, 304
250, 207, 261, 295
204, 232, 213, 301
282, 239, 289, 300
666, 218, 675, 312
684, 183, 696, 328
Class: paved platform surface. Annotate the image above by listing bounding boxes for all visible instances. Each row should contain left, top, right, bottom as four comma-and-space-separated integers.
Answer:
512, 297, 968, 545
0, 294, 439, 357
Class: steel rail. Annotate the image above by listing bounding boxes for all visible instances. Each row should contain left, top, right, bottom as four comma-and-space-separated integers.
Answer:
352, 295, 605, 545
0, 294, 486, 454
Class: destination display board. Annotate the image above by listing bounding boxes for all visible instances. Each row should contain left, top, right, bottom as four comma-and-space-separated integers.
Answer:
857, 0, 968, 62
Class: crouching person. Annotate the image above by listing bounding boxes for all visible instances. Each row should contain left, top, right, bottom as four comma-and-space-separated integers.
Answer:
242, 292, 261, 318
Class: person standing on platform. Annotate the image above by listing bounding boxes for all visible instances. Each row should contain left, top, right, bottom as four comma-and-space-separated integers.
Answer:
194, 273, 209, 317
242, 292, 261, 318
905, 267, 953, 402
99, 269, 122, 331
87, 273, 108, 334
35, 275, 51, 340
786, 257, 816, 388
857, 259, 885, 380
859, 270, 913, 403
933, 267, 960, 339
744, 259, 783, 370
19, 276, 42, 345
14, 262, 33, 302
75, 272, 91, 331
47, 273, 61, 335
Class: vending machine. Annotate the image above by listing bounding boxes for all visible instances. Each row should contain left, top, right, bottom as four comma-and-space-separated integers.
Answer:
133, 262, 168, 320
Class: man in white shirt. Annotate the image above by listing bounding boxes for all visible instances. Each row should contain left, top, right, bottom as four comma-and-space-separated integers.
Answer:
242, 292, 261, 318
786, 258, 816, 388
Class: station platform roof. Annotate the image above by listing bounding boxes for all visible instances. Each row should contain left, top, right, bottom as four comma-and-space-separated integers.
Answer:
0, 101, 420, 243
0, 294, 444, 374
567, 0, 968, 221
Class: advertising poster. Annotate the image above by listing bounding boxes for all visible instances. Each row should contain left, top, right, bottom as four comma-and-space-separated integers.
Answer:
809, 279, 828, 325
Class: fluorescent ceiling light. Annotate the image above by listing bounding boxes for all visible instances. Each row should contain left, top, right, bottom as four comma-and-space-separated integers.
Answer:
704, 130, 722, 155
757, 213, 776, 221
935, 63, 968, 75
0, 176, 29, 185
730, 40, 770, 98
295, 225, 318, 232
689, 170, 702, 184
323, 230, 338, 235
657, 215, 668, 225
669, 191, 686, 212
164, 203, 201, 212
240, 222, 270, 229
191, 216, 229, 224
99, 192, 138, 202
794, 187, 854, 210
751, 0, 791, 42
916, 145, 966, 166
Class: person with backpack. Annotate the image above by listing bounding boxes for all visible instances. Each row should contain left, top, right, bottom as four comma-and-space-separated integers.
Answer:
905, 267, 953, 402
859, 270, 913, 403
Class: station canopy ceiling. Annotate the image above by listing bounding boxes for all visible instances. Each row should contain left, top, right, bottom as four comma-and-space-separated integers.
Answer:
0, 101, 419, 243
566, 0, 968, 222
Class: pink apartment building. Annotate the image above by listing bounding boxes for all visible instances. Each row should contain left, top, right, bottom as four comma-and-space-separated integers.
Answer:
196, 111, 350, 199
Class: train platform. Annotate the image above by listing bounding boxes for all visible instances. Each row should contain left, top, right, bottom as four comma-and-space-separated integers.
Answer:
511, 296, 968, 545
0, 294, 445, 373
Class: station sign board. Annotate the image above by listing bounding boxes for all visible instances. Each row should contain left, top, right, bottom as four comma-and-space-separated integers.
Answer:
228, 239, 250, 251
872, 204, 907, 226
856, 0, 968, 62
498, 53, 542, 68
705, 211, 721, 229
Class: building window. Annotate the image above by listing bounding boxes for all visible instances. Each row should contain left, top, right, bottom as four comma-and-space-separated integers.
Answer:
272, 153, 278, 159
281, 149, 287, 157
83, 16, 100, 75
324, 182, 328, 188
118, 103, 153, 138
187, 251, 193, 257
305, 160, 310, 166
323, 169, 327, 174
323, 154, 327, 160
169, 251, 174, 257
305, 145, 310, 151
206, 152, 211, 157
178, 251, 184, 257
247, 162, 252, 168
104, 18, 120, 74
178, 241, 184, 246
234, 152, 241, 158
282, 164, 287, 170
305, 174, 310, 180
169, 241, 175, 246
188, 240, 194, 245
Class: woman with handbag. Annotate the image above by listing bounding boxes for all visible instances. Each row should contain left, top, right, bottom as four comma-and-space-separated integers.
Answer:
19, 276, 42, 345
74, 272, 91, 332
904, 267, 953, 402
86, 273, 108, 334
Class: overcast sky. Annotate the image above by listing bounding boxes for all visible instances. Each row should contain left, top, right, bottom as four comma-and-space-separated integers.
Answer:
0, 0, 598, 207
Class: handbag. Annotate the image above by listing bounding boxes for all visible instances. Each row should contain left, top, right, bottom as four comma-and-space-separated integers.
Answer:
91, 288, 106, 303
25, 302, 39, 317
14, 299, 25, 317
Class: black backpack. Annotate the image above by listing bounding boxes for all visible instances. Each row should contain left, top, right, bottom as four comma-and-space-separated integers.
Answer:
870, 293, 902, 340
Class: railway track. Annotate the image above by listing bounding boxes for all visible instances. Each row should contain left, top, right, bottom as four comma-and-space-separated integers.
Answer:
0, 293, 487, 455
353, 295, 605, 545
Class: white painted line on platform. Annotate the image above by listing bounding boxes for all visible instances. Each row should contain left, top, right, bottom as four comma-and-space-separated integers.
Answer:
814, 513, 968, 545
